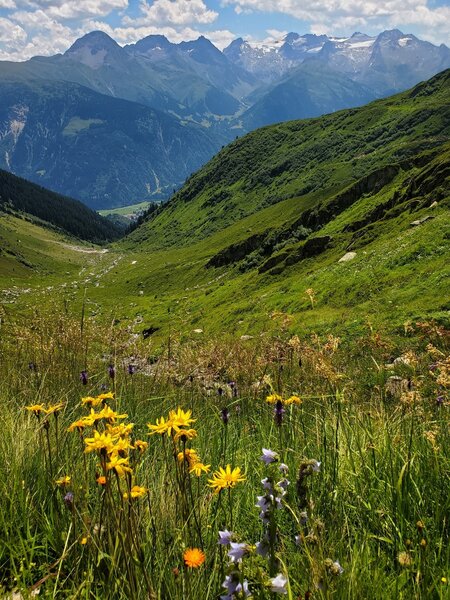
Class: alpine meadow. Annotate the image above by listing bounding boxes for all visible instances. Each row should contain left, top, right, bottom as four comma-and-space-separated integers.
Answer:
0, 19, 449, 600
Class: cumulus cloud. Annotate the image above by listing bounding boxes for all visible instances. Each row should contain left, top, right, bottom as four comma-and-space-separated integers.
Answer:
122, 0, 218, 27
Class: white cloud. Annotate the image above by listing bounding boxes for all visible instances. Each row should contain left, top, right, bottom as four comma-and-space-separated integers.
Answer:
123, 0, 218, 27
0, 0, 16, 8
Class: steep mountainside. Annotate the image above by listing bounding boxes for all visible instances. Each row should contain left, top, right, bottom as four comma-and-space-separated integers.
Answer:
0, 169, 120, 242
127, 69, 450, 251
0, 79, 222, 209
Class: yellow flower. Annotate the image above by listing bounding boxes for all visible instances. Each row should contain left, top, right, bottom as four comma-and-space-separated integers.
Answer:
97, 405, 128, 422
55, 475, 71, 486
84, 431, 115, 454
266, 394, 283, 404
183, 548, 205, 568
134, 440, 148, 453
97, 392, 114, 402
25, 404, 46, 416
81, 396, 100, 407
80, 408, 103, 426
106, 455, 132, 477
148, 416, 173, 436
123, 485, 147, 499
208, 464, 246, 493
68, 419, 86, 432
169, 408, 196, 431
107, 423, 134, 437
45, 402, 65, 415
189, 462, 211, 477
174, 428, 197, 442
285, 395, 302, 406
177, 448, 200, 468
96, 475, 107, 486
110, 437, 134, 455
80, 536, 88, 545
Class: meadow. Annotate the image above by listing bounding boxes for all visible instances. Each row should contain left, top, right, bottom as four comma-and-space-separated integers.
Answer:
0, 305, 448, 599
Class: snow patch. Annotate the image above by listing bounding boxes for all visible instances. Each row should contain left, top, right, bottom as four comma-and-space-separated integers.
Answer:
398, 37, 413, 47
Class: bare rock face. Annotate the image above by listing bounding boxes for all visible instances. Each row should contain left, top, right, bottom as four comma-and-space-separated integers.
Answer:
338, 252, 357, 262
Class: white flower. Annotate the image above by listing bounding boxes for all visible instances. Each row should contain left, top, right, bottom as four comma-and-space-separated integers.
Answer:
261, 448, 279, 465
279, 463, 289, 474
310, 459, 321, 472
270, 573, 288, 594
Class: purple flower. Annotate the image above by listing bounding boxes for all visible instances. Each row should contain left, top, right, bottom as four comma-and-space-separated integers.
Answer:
220, 407, 230, 425
80, 370, 88, 385
128, 364, 136, 375
218, 530, 233, 545
64, 492, 74, 510
274, 400, 285, 426
28, 362, 36, 371
227, 542, 248, 563
437, 395, 444, 406
108, 365, 115, 379
279, 463, 289, 475
260, 448, 279, 465
256, 539, 269, 558
217, 387, 223, 396
270, 574, 288, 594
261, 477, 273, 492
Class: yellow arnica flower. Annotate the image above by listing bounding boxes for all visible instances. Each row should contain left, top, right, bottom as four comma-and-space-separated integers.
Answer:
45, 402, 65, 415
174, 428, 197, 442
106, 455, 132, 477
148, 416, 173, 436
169, 408, 196, 431
110, 437, 133, 455
134, 440, 148, 452
123, 485, 147, 499
208, 465, 246, 493
107, 423, 134, 437
183, 548, 205, 568
25, 404, 46, 416
55, 475, 71, 486
177, 448, 200, 468
81, 396, 100, 407
97, 405, 128, 422
97, 392, 114, 402
284, 395, 302, 406
84, 431, 115, 454
68, 419, 86, 433
80, 536, 88, 545
189, 462, 211, 477
80, 408, 103, 426
266, 394, 283, 404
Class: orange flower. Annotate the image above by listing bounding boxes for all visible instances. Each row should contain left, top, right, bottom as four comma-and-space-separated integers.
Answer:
183, 548, 205, 568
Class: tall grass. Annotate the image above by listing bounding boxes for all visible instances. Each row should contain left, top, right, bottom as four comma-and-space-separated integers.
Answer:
0, 307, 448, 599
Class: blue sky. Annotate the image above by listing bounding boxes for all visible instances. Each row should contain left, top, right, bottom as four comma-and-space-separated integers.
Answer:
0, 0, 449, 61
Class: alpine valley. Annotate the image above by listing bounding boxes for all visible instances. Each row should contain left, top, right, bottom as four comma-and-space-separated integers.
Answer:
0, 28, 449, 208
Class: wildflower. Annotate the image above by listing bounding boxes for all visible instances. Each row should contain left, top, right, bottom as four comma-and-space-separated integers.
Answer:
169, 408, 196, 431
106, 455, 132, 477
260, 448, 279, 465
84, 431, 115, 454
108, 365, 115, 379
177, 448, 200, 468
310, 459, 321, 472
218, 530, 234, 545
123, 485, 147, 499
55, 475, 71, 486
174, 428, 197, 442
97, 405, 128, 422
183, 548, 205, 568
274, 400, 285, 426
279, 463, 289, 474
128, 364, 136, 375
189, 462, 211, 476
28, 362, 36, 371
398, 551, 413, 567
107, 423, 134, 437
25, 404, 46, 416
285, 395, 301, 405
442, 577, 448, 584
147, 416, 173, 436
80, 536, 88, 545
220, 407, 230, 425
111, 437, 133, 455
270, 573, 288, 594
96, 475, 107, 486
80, 370, 88, 385
208, 465, 246, 493
266, 394, 283, 404
256, 538, 270, 558
437, 395, 444, 406
134, 440, 148, 453
64, 492, 74, 510
97, 392, 114, 402
325, 559, 344, 575
68, 419, 86, 432
81, 396, 99, 407
227, 542, 249, 563
45, 402, 64, 415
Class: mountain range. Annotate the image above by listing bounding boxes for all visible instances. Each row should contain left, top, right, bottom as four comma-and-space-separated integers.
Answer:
0, 29, 448, 209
